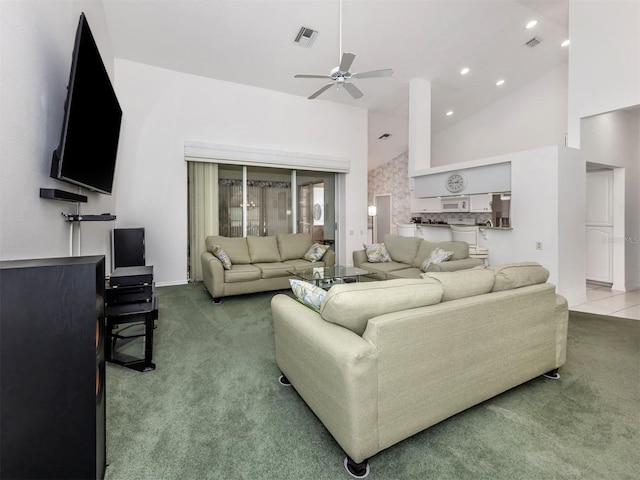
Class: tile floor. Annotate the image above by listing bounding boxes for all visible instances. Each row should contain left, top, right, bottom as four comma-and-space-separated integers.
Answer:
571, 283, 640, 320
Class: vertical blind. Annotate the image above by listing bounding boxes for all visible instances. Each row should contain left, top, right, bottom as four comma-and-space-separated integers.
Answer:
187, 162, 218, 281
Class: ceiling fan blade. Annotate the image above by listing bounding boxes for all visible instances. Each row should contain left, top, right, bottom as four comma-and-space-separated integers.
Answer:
339, 52, 356, 72
295, 74, 332, 79
351, 68, 394, 79
308, 82, 335, 99
343, 82, 363, 99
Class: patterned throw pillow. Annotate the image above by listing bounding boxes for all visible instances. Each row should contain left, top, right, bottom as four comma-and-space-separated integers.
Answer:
289, 279, 326, 312
212, 245, 232, 270
421, 247, 453, 272
303, 243, 329, 262
363, 243, 392, 263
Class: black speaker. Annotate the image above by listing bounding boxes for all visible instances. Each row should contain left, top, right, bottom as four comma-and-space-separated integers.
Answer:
0, 256, 106, 480
113, 227, 145, 268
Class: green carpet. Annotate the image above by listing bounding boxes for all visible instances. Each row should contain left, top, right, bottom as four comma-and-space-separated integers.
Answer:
104, 284, 639, 480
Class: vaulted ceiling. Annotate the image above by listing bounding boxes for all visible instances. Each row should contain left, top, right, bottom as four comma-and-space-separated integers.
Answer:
103, 0, 569, 159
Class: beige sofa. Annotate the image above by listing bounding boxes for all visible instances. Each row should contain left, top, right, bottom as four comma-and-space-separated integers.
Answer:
201, 233, 335, 302
353, 234, 484, 280
271, 263, 568, 477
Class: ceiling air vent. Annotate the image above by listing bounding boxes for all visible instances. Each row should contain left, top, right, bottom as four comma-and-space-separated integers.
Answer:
294, 27, 318, 48
525, 36, 544, 48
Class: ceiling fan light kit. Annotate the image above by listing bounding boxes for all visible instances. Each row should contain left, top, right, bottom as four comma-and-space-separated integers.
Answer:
294, 0, 392, 100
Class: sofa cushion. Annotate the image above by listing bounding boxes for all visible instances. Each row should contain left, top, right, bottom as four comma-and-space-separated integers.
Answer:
363, 243, 392, 262
489, 262, 550, 292
421, 269, 495, 301
247, 236, 281, 263
254, 262, 292, 279
207, 236, 251, 264
289, 279, 326, 312
383, 235, 421, 264
320, 279, 443, 335
224, 264, 261, 283
360, 261, 409, 275
387, 267, 423, 279
282, 259, 327, 272
304, 243, 329, 262
277, 233, 313, 261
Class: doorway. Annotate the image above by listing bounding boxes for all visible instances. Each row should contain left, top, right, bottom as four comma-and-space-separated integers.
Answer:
374, 194, 391, 243
585, 166, 625, 290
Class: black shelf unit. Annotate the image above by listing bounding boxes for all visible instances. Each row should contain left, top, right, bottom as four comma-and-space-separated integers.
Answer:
105, 266, 157, 372
40, 187, 88, 203
62, 213, 117, 221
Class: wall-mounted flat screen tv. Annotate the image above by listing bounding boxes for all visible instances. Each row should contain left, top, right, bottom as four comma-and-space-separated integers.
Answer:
50, 12, 122, 195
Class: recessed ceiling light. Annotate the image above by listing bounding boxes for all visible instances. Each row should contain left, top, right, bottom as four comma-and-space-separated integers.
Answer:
446, 111, 454, 116
496, 79, 505, 86
460, 67, 470, 75
561, 39, 570, 47
525, 20, 538, 29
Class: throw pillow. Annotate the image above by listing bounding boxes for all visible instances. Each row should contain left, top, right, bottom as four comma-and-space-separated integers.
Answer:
212, 245, 232, 270
303, 243, 329, 262
289, 279, 326, 312
363, 243, 392, 263
421, 247, 453, 272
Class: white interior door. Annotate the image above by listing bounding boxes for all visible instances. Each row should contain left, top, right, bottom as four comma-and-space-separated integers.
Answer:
374, 194, 391, 244
586, 170, 614, 284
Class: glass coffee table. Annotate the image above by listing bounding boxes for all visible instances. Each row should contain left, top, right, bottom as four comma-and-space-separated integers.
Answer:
289, 266, 372, 289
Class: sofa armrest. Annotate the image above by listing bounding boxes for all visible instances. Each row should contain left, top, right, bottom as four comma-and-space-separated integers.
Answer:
201, 251, 224, 299
427, 257, 483, 272
271, 294, 378, 463
323, 249, 336, 267
353, 249, 367, 268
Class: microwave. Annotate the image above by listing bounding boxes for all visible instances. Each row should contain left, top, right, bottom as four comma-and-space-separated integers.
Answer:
441, 196, 469, 212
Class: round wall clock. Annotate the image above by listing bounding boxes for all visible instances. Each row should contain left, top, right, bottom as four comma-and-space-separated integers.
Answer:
446, 173, 467, 193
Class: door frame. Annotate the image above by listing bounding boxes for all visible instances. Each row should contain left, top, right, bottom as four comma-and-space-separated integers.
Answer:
373, 193, 392, 244
586, 165, 626, 291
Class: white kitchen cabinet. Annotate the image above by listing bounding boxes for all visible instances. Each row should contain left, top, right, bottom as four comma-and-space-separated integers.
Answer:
410, 193, 441, 213
470, 193, 492, 212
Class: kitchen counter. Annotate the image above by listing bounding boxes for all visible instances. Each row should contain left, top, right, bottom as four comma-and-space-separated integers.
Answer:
415, 224, 513, 231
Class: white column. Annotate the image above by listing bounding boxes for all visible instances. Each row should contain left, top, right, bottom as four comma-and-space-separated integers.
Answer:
408, 78, 432, 176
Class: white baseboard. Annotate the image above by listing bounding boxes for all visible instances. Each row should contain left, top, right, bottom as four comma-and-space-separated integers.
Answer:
156, 280, 189, 288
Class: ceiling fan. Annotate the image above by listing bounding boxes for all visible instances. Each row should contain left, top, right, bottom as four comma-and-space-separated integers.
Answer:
294, 0, 393, 100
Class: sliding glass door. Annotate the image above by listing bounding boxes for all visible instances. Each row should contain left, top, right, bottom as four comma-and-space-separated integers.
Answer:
188, 163, 336, 281
297, 171, 335, 245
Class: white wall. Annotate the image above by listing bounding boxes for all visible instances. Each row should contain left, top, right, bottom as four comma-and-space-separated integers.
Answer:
467, 146, 585, 307
475, 148, 559, 283
114, 60, 368, 285
431, 65, 568, 167
0, 1, 116, 264
567, 0, 640, 148
368, 111, 408, 171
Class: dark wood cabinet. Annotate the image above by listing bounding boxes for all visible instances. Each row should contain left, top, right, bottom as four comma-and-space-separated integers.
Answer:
0, 256, 106, 480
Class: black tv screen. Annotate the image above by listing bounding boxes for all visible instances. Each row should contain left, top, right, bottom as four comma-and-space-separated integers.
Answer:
50, 13, 122, 195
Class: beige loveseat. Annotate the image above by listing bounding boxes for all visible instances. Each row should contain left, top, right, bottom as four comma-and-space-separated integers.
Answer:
353, 234, 484, 280
271, 263, 568, 477
201, 233, 335, 302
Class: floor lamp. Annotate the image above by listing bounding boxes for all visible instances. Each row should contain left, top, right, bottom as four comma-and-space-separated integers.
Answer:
368, 205, 377, 243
